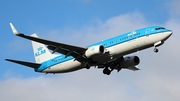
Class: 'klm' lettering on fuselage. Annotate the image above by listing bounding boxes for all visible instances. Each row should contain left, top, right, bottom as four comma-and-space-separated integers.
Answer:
35, 46, 46, 57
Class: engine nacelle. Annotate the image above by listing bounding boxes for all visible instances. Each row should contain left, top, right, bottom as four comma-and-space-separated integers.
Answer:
121, 56, 140, 68
85, 45, 105, 58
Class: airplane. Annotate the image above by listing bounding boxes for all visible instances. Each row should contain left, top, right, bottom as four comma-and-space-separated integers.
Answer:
6, 23, 172, 75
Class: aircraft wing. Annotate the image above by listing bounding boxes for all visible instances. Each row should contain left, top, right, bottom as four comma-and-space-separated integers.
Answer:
10, 23, 87, 61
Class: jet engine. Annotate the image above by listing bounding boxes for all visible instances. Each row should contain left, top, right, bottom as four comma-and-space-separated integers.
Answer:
121, 56, 140, 68
85, 45, 105, 58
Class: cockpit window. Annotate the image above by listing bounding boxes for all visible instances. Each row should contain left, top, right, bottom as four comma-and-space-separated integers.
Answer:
155, 27, 165, 30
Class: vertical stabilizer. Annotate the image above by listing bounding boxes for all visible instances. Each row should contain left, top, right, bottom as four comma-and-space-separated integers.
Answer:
31, 34, 58, 63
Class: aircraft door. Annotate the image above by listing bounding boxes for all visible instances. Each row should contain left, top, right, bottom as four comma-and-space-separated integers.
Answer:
146, 28, 150, 36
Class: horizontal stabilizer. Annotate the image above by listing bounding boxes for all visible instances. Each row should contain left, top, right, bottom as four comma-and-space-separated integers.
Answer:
5, 59, 41, 69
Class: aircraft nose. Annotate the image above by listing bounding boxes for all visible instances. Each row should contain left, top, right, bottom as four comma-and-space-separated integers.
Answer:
168, 30, 173, 37
163, 30, 173, 40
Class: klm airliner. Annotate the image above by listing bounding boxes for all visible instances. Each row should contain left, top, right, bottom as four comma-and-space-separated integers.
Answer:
6, 23, 172, 75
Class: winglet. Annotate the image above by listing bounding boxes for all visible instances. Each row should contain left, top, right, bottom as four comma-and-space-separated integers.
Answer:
10, 23, 20, 35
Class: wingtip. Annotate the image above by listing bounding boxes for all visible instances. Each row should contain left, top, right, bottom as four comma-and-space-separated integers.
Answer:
5, 58, 11, 61
10, 23, 20, 35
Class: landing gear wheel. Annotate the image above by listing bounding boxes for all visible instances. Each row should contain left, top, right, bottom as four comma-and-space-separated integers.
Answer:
154, 48, 159, 53
103, 68, 111, 75
86, 66, 90, 69
84, 63, 90, 69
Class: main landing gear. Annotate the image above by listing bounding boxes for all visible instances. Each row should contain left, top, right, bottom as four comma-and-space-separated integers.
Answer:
103, 67, 112, 75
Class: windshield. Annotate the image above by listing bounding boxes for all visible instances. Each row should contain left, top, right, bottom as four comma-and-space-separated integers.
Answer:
155, 27, 165, 30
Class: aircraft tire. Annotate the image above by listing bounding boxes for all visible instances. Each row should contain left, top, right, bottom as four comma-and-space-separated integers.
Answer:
103, 68, 111, 75
154, 48, 159, 53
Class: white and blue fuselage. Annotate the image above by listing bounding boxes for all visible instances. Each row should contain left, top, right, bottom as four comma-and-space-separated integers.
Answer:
35, 26, 172, 74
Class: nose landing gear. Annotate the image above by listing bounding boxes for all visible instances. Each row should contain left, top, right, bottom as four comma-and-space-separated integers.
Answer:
154, 41, 163, 53
154, 47, 159, 53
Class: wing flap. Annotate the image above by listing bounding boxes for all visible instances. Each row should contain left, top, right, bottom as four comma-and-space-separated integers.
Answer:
47, 45, 80, 57
9, 23, 88, 63
16, 33, 86, 53
5, 59, 41, 69
16, 33, 87, 62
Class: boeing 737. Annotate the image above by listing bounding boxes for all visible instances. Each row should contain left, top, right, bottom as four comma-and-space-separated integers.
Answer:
6, 23, 172, 75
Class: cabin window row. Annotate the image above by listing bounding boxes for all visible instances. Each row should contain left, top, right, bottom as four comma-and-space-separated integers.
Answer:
103, 33, 140, 46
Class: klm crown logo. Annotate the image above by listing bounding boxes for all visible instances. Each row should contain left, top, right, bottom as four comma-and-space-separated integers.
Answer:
37, 47, 43, 51
35, 46, 46, 57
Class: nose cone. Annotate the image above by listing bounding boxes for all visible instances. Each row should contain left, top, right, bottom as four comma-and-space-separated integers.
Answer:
168, 30, 173, 36
167, 30, 173, 38
163, 30, 173, 41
